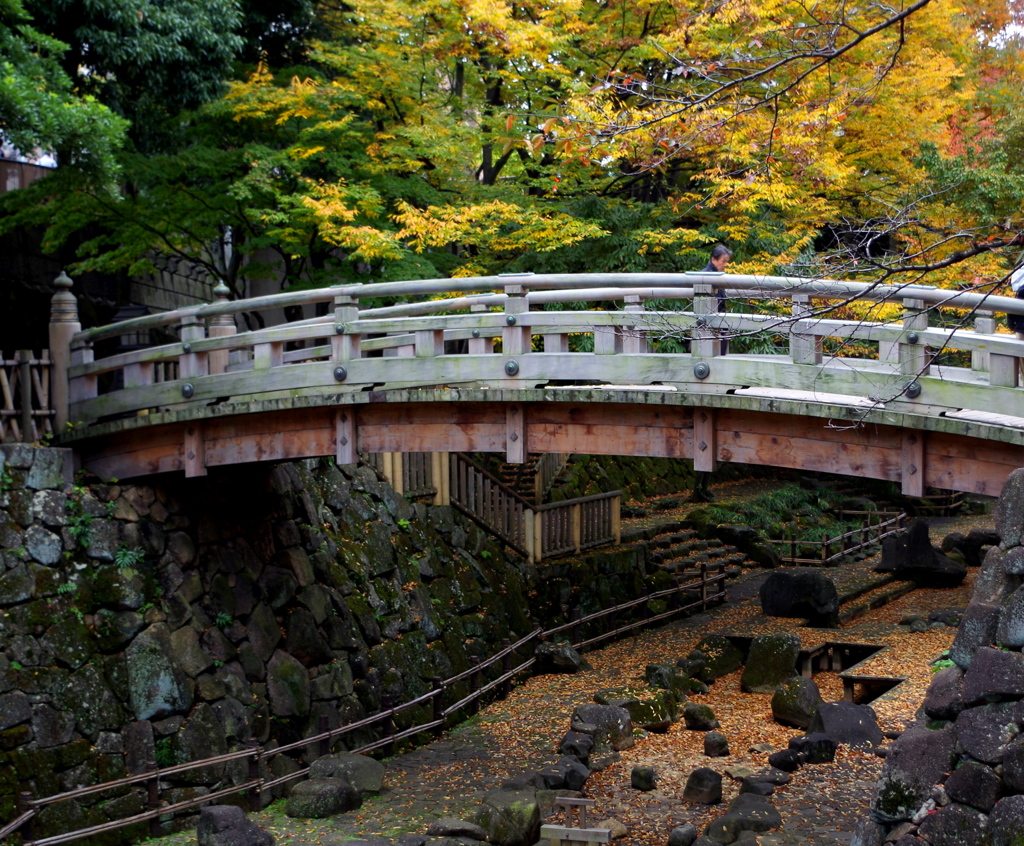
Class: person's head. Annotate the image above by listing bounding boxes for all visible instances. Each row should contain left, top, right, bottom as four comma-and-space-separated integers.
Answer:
709, 244, 732, 272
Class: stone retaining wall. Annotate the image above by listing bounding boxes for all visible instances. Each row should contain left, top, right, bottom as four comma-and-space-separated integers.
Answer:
0, 447, 661, 841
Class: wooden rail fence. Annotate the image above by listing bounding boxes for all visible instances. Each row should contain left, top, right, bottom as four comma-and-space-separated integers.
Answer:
0, 351, 54, 443
767, 510, 906, 567
0, 563, 729, 846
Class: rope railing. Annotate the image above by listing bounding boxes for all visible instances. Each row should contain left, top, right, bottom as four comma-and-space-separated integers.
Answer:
3, 553, 732, 846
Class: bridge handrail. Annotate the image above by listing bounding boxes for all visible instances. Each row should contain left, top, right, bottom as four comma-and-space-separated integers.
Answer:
68, 272, 1023, 347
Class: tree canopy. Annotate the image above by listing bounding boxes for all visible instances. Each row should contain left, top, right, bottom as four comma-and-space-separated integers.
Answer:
2, 0, 1022, 294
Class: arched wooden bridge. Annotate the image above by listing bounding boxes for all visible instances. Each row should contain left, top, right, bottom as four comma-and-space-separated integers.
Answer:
47, 270, 1024, 497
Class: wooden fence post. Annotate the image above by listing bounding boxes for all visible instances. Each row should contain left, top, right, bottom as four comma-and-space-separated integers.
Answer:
432, 677, 444, 737
146, 761, 161, 838
469, 656, 481, 715
381, 695, 395, 758
48, 271, 79, 432
501, 638, 512, 698
247, 739, 261, 812
18, 791, 34, 843
18, 350, 32, 442
318, 714, 330, 758
700, 562, 708, 611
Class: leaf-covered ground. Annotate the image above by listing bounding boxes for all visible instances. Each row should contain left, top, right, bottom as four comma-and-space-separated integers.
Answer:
151, 493, 990, 846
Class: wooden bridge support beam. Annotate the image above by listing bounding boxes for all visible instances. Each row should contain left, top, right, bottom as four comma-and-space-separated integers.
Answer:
901, 431, 925, 497
506, 403, 526, 464
693, 408, 718, 473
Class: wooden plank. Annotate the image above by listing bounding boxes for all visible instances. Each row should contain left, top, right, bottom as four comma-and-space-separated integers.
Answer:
359, 402, 507, 453
335, 407, 356, 464
506, 403, 526, 463
184, 422, 206, 478
693, 407, 717, 472
901, 431, 925, 497
527, 403, 694, 458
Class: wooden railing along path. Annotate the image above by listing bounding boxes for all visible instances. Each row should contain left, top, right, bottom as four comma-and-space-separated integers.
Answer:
768, 510, 907, 567
0, 563, 729, 846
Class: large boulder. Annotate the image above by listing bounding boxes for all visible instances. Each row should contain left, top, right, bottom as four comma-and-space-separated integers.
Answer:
197, 806, 274, 846
807, 701, 883, 747
759, 568, 839, 627
740, 634, 800, 694
770, 677, 823, 729
683, 702, 720, 731
308, 753, 385, 795
881, 520, 966, 588
703, 794, 782, 845
474, 788, 540, 846
682, 767, 722, 804
285, 779, 361, 818
961, 646, 1024, 706
693, 635, 744, 680
570, 704, 634, 752
916, 803, 989, 846
535, 641, 586, 674
871, 724, 956, 823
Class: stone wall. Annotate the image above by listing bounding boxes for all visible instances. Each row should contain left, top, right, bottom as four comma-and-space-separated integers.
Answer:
0, 447, 662, 841
855, 467, 1024, 846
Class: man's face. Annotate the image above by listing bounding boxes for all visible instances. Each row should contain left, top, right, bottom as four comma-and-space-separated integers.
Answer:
711, 253, 730, 272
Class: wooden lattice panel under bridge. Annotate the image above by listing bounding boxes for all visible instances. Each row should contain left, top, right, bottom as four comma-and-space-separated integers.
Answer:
0, 350, 54, 443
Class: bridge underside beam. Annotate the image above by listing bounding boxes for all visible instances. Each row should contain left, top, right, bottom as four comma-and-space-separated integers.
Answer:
74, 399, 1023, 497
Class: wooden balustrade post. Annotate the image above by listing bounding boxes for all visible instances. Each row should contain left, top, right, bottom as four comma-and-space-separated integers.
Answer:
179, 314, 207, 380
973, 309, 995, 373
900, 297, 931, 378
570, 609, 581, 648
469, 656, 481, 715
318, 713, 331, 758
381, 695, 395, 758
524, 508, 536, 563
503, 284, 530, 357
571, 503, 582, 554
700, 562, 708, 611
469, 303, 491, 355
790, 293, 822, 365
501, 638, 512, 697
18, 791, 34, 843
622, 294, 648, 354
246, 739, 261, 812
146, 761, 161, 838
18, 350, 32, 442
48, 271, 79, 432
691, 280, 720, 358
333, 294, 361, 362
207, 281, 236, 375
822, 535, 830, 565
432, 677, 444, 737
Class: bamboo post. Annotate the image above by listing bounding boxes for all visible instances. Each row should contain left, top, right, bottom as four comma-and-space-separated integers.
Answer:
48, 271, 80, 431
18, 350, 32, 442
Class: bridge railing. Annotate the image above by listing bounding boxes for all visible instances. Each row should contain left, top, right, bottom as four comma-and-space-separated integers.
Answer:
47, 271, 1024, 435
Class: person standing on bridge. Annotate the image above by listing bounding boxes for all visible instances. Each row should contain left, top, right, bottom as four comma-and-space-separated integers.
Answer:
701, 244, 733, 356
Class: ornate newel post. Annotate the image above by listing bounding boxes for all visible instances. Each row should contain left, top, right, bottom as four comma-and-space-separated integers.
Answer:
207, 281, 236, 375
48, 271, 80, 431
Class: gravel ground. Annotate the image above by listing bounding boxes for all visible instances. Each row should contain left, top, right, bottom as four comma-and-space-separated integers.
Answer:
150, 493, 993, 846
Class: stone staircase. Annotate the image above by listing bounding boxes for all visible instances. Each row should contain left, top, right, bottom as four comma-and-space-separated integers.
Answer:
646, 524, 749, 582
